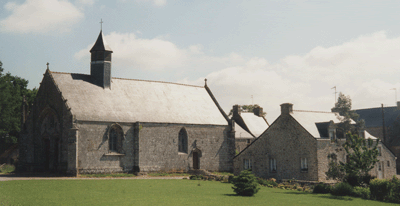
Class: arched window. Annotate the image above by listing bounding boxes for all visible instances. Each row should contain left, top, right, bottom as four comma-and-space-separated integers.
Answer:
109, 124, 123, 152
178, 128, 188, 153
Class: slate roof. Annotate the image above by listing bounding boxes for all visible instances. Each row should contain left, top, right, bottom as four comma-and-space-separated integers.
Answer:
290, 110, 355, 138
354, 106, 400, 128
90, 31, 112, 52
238, 113, 268, 138
50, 71, 228, 125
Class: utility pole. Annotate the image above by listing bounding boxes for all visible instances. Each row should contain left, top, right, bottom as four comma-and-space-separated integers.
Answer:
391, 88, 397, 105
382, 104, 386, 143
331, 86, 337, 104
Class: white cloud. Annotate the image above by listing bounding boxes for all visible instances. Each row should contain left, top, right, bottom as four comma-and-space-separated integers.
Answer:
76, 0, 94, 6
121, 0, 166, 7
0, 0, 83, 34
76, 30, 400, 122
182, 31, 400, 121
75, 32, 187, 71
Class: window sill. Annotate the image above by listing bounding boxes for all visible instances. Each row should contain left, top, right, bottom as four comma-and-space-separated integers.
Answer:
178, 152, 188, 155
270, 171, 277, 173
104, 152, 125, 156
301, 169, 308, 173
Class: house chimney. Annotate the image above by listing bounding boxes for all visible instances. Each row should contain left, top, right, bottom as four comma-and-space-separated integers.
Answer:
280, 103, 293, 115
233, 105, 241, 117
253, 106, 264, 117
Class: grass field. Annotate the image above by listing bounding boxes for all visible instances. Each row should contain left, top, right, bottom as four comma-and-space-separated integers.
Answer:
0, 179, 397, 206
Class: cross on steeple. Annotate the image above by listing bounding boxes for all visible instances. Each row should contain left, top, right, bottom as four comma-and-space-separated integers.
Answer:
100, 19, 103, 30
46, 62, 49, 70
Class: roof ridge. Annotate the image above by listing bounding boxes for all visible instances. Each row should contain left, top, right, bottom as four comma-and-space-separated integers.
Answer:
112, 77, 203, 88
50, 71, 203, 88
293, 110, 333, 114
354, 106, 397, 111
50, 71, 88, 76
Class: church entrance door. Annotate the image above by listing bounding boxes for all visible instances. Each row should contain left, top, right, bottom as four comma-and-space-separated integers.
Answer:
193, 151, 199, 169
44, 138, 50, 170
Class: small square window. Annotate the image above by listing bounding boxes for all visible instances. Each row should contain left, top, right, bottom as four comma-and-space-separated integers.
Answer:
243, 159, 252, 170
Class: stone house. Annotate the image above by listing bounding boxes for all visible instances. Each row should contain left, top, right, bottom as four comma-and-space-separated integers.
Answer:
354, 105, 400, 174
231, 105, 269, 153
234, 103, 397, 182
18, 31, 235, 175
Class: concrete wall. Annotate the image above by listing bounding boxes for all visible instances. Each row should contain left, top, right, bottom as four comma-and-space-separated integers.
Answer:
234, 115, 319, 181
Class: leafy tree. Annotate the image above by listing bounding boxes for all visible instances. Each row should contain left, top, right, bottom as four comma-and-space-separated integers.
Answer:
326, 133, 379, 186
231, 170, 260, 196
331, 92, 365, 135
342, 133, 379, 186
0, 61, 37, 153
228, 104, 266, 116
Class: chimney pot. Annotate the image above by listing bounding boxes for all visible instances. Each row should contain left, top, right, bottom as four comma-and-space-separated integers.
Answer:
280, 103, 293, 115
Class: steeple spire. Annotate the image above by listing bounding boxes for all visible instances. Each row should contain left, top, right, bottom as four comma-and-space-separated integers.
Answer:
90, 30, 113, 89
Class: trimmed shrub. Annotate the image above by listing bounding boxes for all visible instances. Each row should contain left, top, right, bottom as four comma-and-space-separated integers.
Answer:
388, 176, 400, 203
0, 164, 15, 174
257, 178, 278, 187
352, 186, 370, 199
313, 183, 332, 194
370, 178, 391, 201
231, 170, 260, 196
189, 175, 204, 180
331, 182, 353, 196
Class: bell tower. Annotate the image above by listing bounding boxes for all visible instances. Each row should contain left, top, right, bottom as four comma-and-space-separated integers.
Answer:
90, 30, 113, 89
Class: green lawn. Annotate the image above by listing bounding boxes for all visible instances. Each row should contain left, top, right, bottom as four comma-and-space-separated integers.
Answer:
0, 179, 396, 206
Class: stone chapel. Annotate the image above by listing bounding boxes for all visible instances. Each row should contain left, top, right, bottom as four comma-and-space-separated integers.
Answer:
18, 31, 235, 175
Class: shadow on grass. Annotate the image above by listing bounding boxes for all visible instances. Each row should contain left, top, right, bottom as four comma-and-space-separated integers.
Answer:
274, 191, 354, 201
317, 195, 353, 201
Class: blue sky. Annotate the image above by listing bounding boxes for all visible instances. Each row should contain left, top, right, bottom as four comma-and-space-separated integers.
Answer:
2, 0, 400, 121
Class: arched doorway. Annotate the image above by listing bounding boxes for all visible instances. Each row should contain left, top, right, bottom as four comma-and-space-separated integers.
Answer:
40, 108, 60, 172
192, 149, 201, 170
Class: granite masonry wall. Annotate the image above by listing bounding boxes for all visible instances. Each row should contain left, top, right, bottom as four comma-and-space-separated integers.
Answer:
137, 123, 234, 172
72, 122, 234, 174
19, 71, 73, 173
234, 115, 319, 181
235, 138, 253, 153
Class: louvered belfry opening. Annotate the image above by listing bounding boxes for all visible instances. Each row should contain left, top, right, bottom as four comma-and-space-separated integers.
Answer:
90, 31, 113, 89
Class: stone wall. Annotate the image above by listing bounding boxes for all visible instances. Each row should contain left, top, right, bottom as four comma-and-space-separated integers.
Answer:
370, 142, 397, 179
76, 121, 135, 174
316, 139, 347, 182
235, 138, 253, 153
19, 71, 73, 173
234, 115, 319, 181
71, 121, 234, 174
138, 123, 234, 172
